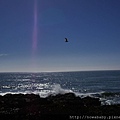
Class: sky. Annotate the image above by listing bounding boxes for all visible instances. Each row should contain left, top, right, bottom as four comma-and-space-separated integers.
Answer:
0, 0, 120, 72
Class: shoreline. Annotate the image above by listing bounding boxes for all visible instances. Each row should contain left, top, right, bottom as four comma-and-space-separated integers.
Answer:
0, 93, 120, 119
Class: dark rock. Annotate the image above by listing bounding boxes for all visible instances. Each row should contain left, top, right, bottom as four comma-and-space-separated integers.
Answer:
0, 93, 120, 119
82, 96, 101, 106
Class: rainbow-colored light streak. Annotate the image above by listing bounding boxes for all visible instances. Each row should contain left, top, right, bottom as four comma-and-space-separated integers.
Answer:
32, 0, 38, 55
32, 0, 38, 71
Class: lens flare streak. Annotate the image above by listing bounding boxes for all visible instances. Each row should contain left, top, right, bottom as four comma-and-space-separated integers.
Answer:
32, 0, 38, 55
32, 0, 38, 71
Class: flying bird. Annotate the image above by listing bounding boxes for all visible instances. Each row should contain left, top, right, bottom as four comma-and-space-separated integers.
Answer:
65, 38, 68, 42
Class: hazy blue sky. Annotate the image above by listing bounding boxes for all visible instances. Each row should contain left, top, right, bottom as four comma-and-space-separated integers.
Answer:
0, 0, 120, 72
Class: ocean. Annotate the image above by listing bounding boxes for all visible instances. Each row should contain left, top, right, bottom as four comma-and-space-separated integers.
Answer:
0, 70, 120, 105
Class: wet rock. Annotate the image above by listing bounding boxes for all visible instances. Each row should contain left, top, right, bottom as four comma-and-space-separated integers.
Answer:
82, 96, 101, 106
0, 93, 120, 119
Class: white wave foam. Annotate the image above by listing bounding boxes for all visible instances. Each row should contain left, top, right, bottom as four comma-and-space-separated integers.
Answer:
49, 84, 73, 95
75, 91, 105, 98
0, 84, 73, 98
0, 84, 120, 105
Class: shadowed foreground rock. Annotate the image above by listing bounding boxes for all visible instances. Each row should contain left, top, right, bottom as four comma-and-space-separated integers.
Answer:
0, 93, 120, 119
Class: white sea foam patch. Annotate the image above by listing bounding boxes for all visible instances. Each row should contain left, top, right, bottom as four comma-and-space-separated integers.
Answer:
28, 84, 73, 97
0, 84, 120, 105
0, 84, 73, 98
0, 83, 105, 98
34, 84, 73, 97
75, 91, 105, 98
49, 84, 73, 95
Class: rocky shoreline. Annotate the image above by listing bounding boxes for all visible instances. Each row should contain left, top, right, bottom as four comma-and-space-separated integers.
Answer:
0, 93, 120, 119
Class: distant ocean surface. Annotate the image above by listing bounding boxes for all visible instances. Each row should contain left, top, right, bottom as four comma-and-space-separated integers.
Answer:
0, 70, 120, 105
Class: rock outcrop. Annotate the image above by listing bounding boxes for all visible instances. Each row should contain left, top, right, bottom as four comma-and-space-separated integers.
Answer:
0, 93, 120, 119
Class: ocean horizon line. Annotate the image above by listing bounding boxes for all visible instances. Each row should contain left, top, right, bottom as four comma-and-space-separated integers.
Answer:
0, 69, 120, 73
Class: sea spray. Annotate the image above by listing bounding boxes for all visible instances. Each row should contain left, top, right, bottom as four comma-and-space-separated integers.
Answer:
0, 71, 120, 105
50, 84, 73, 95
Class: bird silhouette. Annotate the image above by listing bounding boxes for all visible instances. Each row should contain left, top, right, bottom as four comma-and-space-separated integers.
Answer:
65, 38, 68, 42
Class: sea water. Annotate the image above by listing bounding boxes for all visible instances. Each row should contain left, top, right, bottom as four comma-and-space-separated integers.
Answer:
0, 70, 120, 105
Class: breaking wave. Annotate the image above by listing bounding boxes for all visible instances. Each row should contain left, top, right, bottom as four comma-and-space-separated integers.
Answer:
0, 83, 120, 105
